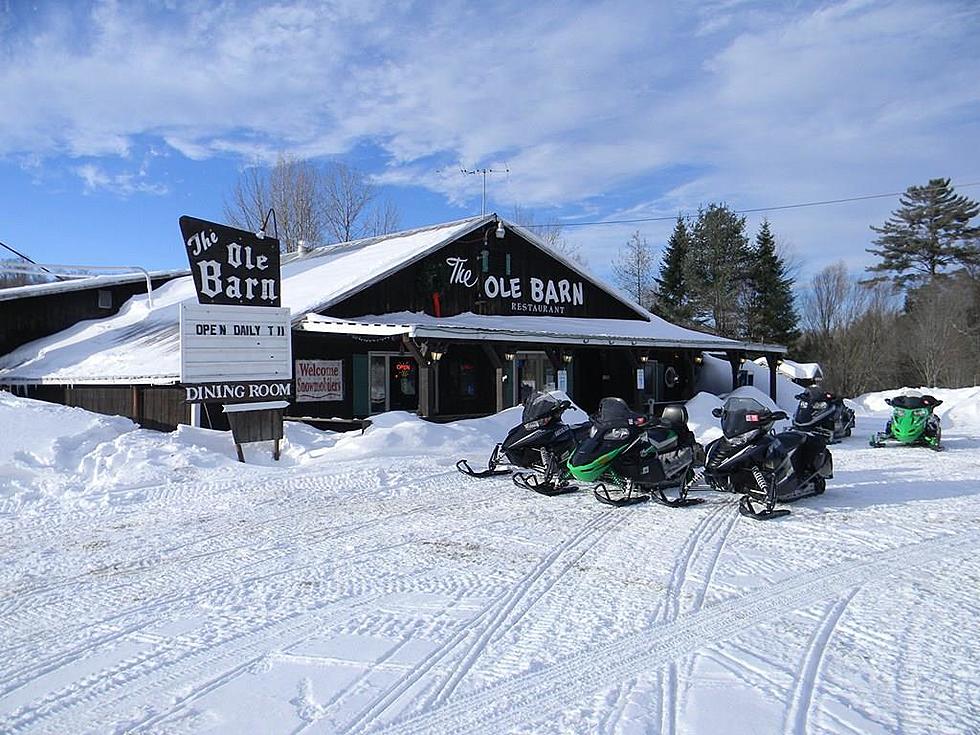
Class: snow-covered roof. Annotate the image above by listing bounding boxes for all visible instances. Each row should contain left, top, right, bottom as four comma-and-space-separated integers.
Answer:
0, 269, 187, 302
752, 357, 822, 380
299, 311, 749, 350
0, 215, 782, 385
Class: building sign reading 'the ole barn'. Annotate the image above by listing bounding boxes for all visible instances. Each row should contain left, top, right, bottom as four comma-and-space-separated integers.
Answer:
179, 215, 281, 307
445, 256, 585, 316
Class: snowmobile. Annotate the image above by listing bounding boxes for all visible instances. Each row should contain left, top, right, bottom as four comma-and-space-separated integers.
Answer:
565, 397, 705, 508
869, 392, 944, 451
456, 390, 591, 495
704, 395, 833, 520
792, 386, 855, 443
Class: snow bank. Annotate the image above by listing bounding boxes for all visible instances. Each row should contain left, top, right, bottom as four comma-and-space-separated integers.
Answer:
684, 392, 723, 444
0, 391, 591, 506
851, 386, 980, 432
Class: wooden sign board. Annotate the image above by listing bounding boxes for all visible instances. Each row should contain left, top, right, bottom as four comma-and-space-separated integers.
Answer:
180, 303, 292, 403
179, 215, 282, 307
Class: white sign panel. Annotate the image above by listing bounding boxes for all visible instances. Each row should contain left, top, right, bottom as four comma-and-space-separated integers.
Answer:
557, 369, 568, 393
295, 360, 343, 402
180, 303, 292, 384
636, 368, 645, 390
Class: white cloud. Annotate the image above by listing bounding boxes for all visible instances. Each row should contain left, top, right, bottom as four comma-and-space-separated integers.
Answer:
1, 0, 978, 275
74, 163, 168, 197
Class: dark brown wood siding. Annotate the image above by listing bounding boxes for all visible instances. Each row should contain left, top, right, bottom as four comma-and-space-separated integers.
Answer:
326, 226, 644, 322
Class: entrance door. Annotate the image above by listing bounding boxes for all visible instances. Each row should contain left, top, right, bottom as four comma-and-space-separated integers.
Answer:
369, 353, 419, 413
514, 352, 556, 406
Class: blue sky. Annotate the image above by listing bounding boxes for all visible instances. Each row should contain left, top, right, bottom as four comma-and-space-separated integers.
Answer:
1, 0, 979, 285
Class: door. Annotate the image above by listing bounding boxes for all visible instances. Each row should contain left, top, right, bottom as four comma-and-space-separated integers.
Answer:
369, 353, 419, 413
514, 352, 556, 406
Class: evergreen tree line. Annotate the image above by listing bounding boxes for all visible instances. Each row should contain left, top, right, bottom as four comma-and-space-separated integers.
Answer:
611, 177, 980, 395
612, 205, 800, 346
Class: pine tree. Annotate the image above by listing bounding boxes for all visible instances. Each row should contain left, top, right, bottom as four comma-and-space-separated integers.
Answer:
611, 230, 655, 308
654, 215, 693, 324
685, 204, 753, 338
746, 220, 800, 346
866, 177, 980, 288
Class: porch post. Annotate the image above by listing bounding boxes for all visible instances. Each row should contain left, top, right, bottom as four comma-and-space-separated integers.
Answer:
765, 353, 779, 402
726, 351, 742, 391
402, 335, 433, 418
481, 344, 505, 413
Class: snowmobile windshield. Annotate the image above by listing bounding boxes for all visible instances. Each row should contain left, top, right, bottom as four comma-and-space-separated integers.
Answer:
720, 396, 776, 439
521, 391, 567, 424
888, 394, 941, 411
593, 397, 645, 429
795, 387, 836, 424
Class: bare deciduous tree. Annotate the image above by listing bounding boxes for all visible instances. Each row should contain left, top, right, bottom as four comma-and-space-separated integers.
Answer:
225, 155, 400, 252
612, 230, 655, 308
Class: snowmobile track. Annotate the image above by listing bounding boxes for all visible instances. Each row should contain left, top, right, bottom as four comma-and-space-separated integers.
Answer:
372, 531, 978, 735
341, 508, 625, 733
784, 587, 859, 735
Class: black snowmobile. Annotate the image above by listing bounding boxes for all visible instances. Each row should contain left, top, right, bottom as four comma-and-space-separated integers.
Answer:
456, 390, 591, 495
566, 397, 705, 508
792, 386, 855, 443
704, 395, 833, 520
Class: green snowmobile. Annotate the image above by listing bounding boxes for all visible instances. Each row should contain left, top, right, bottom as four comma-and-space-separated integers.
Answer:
869, 393, 944, 451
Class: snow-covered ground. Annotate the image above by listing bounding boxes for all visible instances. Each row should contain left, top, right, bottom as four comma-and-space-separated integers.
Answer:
1, 388, 979, 734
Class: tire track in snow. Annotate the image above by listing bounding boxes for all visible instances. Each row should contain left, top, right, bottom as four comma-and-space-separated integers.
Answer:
340, 509, 624, 734
784, 587, 859, 735
372, 531, 978, 735
0, 469, 484, 688
656, 499, 735, 735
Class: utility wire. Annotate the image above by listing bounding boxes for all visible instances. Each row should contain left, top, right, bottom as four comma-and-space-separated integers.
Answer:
0, 238, 62, 278
521, 179, 980, 229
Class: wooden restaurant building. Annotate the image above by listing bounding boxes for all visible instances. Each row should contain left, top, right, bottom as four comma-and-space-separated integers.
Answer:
0, 215, 786, 429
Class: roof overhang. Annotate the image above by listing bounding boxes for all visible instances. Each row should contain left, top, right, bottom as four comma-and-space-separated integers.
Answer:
297, 314, 787, 354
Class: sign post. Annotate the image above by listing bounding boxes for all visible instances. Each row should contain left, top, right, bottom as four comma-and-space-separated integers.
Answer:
178, 215, 291, 461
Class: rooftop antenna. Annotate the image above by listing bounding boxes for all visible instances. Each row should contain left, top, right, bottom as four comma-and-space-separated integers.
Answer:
460, 166, 510, 216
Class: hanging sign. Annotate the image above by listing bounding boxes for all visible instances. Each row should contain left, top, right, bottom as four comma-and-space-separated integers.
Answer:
557, 369, 568, 393
295, 359, 343, 402
179, 215, 281, 307
636, 368, 645, 390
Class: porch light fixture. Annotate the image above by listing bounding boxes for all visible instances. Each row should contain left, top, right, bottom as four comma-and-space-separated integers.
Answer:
561, 352, 573, 364
504, 351, 516, 361
495, 220, 506, 239
639, 353, 649, 363
430, 349, 444, 362
693, 355, 704, 365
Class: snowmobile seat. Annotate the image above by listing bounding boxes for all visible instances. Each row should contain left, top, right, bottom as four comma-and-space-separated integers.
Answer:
658, 405, 688, 429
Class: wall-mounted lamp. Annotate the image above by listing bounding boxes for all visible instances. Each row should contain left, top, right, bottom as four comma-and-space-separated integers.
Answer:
495, 220, 505, 239
639, 353, 649, 363
504, 351, 516, 361
693, 355, 704, 365
561, 352, 573, 364
777, 359, 784, 366
430, 350, 444, 362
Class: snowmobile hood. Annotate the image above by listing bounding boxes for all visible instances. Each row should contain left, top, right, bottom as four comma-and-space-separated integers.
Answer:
889, 405, 932, 443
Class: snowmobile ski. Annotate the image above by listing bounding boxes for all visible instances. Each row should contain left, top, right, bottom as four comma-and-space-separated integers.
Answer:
455, 447, 510, 478
512, 471, 577, 496
593, 482, 650, 507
